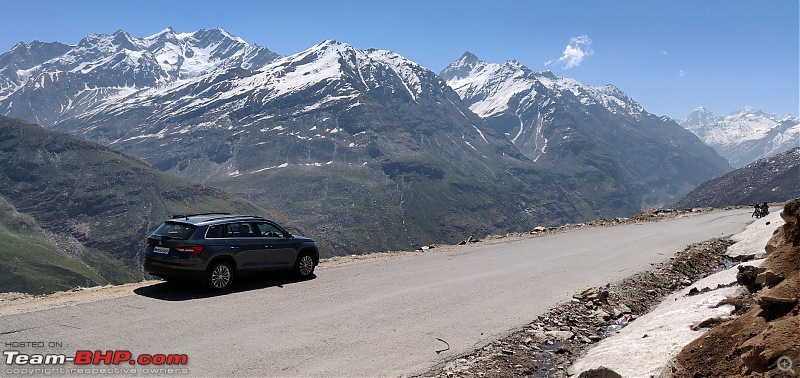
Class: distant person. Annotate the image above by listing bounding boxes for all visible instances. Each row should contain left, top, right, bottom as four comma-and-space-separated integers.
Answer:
761, 202, 769, 216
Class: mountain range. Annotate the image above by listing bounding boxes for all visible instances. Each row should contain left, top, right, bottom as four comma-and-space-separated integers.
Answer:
0, 28, 278, 126
440, 52, 732, 210
679, 106, 800, 168
0, 30, 606, 254
0, 28, 736, 257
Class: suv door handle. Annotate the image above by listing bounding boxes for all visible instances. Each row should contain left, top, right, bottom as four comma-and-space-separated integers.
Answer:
265, 245, 273, 249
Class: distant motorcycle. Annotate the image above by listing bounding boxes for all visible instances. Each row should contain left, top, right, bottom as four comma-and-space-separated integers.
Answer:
752, 204, 769, 218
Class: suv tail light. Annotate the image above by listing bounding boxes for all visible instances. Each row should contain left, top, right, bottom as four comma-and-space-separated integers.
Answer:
175, 245, 204, 254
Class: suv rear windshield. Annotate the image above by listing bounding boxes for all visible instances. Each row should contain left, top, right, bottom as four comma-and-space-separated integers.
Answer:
152, 222, 197, 240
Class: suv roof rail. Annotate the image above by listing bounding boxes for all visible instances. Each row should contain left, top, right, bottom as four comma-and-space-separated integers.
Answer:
171, 212, 233, 219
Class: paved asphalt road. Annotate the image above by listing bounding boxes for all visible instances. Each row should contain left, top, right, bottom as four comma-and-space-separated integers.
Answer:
0, 209, 753, 377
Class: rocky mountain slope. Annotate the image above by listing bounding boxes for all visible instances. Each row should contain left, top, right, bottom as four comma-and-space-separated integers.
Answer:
440, 53, 732, 211
0, 194, 107, 295
0, 116, 312, 293
0, 30, 608, 255
679, 106, 800, 168
674, 147, 800, 208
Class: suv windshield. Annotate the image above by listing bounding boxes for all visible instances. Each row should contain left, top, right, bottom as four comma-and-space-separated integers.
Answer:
152, 222, 197, 240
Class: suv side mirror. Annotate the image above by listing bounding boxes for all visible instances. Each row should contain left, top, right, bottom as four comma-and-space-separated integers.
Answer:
283, 232, 292, 239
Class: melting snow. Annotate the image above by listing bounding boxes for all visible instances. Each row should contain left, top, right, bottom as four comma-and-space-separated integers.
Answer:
570, 211, 779, 377
301, 161, 334, 167
121, 127, 169, 142
464, 140, 477, 151
512, 113, 524, 143
472, 125, 489, 143
346, 101, 363, 110
253, 163, 289, 173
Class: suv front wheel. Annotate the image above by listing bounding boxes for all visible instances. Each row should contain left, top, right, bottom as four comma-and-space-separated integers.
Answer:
294, 253, 315, 277
207, 261, 233, 290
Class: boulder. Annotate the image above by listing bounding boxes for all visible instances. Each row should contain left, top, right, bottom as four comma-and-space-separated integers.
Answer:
544, 330, 575, 341
780, 211, 797, 224
576, 366, 623, 378
755, 270, 785, 288
756, 294, 798, 307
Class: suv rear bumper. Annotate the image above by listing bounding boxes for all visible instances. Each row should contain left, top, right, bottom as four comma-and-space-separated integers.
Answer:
144, 259, 206, 281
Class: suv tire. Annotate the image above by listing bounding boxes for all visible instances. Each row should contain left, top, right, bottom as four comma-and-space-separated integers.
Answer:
294, 253, 315, 277
207, 261, 233, 290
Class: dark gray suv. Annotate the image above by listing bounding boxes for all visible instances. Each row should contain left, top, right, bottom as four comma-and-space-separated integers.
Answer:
144, 214, 319, 290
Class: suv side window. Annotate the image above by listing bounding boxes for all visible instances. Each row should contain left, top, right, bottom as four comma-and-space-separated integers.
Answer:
256, 222, 284, 238
206, 224, 225, 238
227, 222, 258, 238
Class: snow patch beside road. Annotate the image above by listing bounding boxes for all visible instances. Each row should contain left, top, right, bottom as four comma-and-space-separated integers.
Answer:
568, 211, 781, 377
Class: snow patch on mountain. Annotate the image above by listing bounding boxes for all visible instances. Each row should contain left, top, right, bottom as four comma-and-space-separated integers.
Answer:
442, 53, 644, 120
0, 28, 279, 125
75, 39, 442, 125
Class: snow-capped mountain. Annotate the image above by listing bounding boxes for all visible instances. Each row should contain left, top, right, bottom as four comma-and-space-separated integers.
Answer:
0, 41, 71, 91
67, 39, 452, 136
0, 28, 278, 126
0, 31, 605, 255
441, 52, 731, 209
679, 106, 800, 168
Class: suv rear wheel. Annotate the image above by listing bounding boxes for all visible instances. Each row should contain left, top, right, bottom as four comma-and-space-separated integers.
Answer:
207, 261, 233, 290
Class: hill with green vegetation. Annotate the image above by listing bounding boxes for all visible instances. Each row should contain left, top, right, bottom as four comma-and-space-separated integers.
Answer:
0, 195, 110, 294
0, 116, 317, 294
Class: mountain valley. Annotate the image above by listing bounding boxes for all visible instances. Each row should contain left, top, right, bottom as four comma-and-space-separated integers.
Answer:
441, 52, 732, 211
0, 115, 311, 293
0, 28, 783, 292
0, 31, 618, 255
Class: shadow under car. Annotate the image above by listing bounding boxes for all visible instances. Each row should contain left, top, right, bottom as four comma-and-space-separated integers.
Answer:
134, 272, 316, 301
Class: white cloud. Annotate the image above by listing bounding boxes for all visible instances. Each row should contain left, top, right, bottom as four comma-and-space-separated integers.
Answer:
678, 70, 687, 77
546, 35, 594, 69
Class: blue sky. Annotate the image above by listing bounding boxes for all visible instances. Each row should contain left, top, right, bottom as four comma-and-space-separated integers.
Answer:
2, 0, 797, 119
